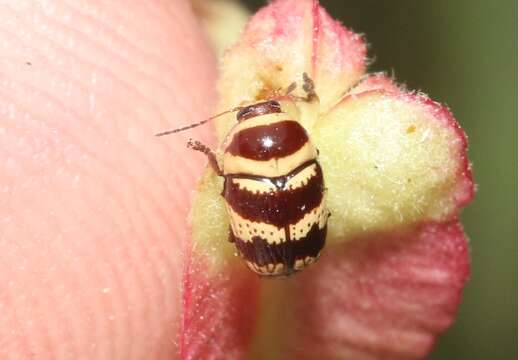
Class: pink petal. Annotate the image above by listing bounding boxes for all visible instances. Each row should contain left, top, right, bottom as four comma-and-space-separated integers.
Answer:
397, 93, 474, 208
310, 1, 367, 109
348, 72, 404, 95
217, 0, 366, 132
313, 90, 474, 242
181, 254, 260, 359
281, 220, 470, 359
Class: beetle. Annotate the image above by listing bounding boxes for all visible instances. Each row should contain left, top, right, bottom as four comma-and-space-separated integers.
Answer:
156, 74, 329, 276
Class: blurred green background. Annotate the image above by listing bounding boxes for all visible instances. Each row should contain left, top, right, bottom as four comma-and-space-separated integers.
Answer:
240, 0, 517, 358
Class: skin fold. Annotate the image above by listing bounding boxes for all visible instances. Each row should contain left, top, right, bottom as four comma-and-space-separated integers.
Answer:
0, 1, 216, 358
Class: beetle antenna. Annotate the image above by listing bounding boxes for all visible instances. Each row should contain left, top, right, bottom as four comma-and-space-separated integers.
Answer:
155, 106, 243, 137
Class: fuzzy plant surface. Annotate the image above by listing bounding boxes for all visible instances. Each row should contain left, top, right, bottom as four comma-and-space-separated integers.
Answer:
185, 0, 475, 359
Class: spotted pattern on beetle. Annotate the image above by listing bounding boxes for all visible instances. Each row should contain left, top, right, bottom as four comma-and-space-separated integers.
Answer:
221, 101, 329, 276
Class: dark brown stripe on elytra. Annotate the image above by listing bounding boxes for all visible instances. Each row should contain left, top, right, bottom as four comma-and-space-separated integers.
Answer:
226, 120, 309, 161
223, 162, 324, 228
231, 224, 326, 275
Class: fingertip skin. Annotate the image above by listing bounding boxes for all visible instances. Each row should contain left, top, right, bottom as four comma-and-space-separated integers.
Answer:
0, 1, 216, 359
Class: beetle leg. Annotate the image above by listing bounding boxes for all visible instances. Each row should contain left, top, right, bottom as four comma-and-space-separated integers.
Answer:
285, 81, 297, 95
302, 72, 318, 102
287, 73, 318, 103
187, 139, 223, 176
